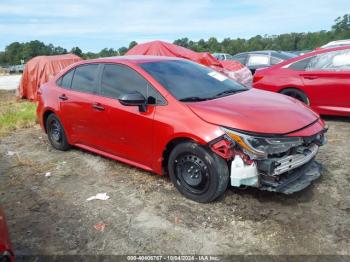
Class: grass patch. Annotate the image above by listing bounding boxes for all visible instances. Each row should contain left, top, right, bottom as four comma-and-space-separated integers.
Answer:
0, 91, 37, 137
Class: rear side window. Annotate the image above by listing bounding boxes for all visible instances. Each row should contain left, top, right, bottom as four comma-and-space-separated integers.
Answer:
71, 64, 99, 93
57, 69, 75, 88
100, 64, 165, 104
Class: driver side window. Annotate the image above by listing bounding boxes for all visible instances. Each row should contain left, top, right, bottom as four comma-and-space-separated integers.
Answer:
100, 64, 165, 105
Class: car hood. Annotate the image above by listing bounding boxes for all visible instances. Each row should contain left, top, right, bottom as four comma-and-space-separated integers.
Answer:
186, 89, 319, 135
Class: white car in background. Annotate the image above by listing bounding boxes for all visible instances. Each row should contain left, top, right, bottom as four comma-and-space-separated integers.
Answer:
212, 53, 235, 61
321, 39, 350, 49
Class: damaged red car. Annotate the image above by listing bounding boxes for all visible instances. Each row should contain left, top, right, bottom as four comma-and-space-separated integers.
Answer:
37, 56, 327, 203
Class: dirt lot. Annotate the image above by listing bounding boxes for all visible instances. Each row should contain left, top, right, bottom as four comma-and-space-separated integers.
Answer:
0, 91, 349, 256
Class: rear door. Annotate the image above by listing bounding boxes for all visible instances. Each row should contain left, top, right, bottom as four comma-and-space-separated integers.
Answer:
300, 49, 350, 113
92, 63, 165, 168
58, 63, 101, 146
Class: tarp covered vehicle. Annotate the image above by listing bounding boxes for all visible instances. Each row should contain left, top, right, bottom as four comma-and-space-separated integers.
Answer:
17, 54, 82, 101
126, 41, 253, 86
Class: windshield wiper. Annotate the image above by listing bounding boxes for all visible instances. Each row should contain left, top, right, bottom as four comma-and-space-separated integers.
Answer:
214, 89, 247, 98
179, 96, 210, 102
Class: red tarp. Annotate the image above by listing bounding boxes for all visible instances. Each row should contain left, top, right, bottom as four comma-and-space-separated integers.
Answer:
126, 40, 252, 85
18, 54, 82, 101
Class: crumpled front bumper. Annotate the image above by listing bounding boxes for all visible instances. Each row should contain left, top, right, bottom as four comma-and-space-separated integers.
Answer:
260, 159, 322, 194
230, 143, 323, 194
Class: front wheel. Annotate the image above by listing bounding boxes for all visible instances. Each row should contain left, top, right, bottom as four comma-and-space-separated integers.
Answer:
168, 142, 229, 203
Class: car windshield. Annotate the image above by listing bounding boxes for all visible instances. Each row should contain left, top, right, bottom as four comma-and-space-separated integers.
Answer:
140, 60, 248, 102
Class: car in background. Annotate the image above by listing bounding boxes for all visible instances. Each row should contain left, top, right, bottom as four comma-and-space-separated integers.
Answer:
0, 209, 14, 262
212, 53, 235, 61
8, 64, 24, 74
289, 50, 312, 56
320, 39, 350, 49
37, 56, 326, 203
253, 46, 350, 116
232, 51, 297, 74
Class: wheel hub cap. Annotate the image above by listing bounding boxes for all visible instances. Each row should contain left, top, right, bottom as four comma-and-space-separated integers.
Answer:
182, 162, 203, 186
175, 154, 210, 194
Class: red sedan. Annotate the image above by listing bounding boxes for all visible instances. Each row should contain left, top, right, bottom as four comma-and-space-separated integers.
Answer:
37, 56, 327, 202
253, 46, 350, 116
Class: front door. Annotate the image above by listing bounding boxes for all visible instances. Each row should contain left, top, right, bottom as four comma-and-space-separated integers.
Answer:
92, 63, 164, 168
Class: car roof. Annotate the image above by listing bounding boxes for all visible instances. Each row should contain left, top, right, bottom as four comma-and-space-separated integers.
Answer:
322, 39, 350, 47
233, 50, 274, 55
213, 53, 230, 55
84, 55, 183, 65
233, 50, 297, 59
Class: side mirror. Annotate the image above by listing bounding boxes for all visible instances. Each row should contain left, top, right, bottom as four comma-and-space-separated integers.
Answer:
118, 91, 147, 112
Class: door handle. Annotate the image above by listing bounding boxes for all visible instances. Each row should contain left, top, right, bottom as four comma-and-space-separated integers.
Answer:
303, 75, 318, 80
92, 103, 105, 111
59, 94, 68, 101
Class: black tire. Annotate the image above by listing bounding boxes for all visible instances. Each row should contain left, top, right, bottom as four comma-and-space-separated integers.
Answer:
168, 142, 229, 203
280, 88, 310, 105
46, 114, 71, 151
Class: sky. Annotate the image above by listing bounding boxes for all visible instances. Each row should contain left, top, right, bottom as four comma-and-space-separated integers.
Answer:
0, 0, 348, 52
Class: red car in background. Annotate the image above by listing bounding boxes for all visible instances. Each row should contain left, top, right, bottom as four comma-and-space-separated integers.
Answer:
37, 56, 327, 202
253, 46, 350, 116
0, 209, 14, 262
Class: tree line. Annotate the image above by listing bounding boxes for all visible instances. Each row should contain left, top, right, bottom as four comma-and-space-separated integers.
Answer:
174, 14, 350, 53
0, 40, 138, 66
0, 14, 349, 66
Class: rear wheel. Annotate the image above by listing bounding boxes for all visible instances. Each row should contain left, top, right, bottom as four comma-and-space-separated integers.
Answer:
280, 88, 310, 105
46, 114, 70, 151
168, 142, 229, 203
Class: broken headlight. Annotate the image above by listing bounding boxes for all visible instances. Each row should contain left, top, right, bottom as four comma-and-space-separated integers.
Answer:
221, 127, 303, 159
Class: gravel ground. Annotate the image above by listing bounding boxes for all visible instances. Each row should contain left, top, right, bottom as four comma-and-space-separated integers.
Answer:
0, 75, 21, 90
0, 98, 349, 257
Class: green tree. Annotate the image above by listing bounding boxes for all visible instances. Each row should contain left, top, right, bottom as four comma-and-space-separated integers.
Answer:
207, 37, 220, 52
83, 52, 99, 59
118, 47, 128, 55
332, 14, 350, 32
99, 48, 118, 57
173, 37, 190, 48
70, 47, 83, 57
128, 41, 138, 50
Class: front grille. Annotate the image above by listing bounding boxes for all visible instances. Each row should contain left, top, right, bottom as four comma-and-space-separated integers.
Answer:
271, 144, 318, 176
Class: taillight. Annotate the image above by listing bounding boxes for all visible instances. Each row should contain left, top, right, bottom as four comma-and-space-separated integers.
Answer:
253, 75, 264, 83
